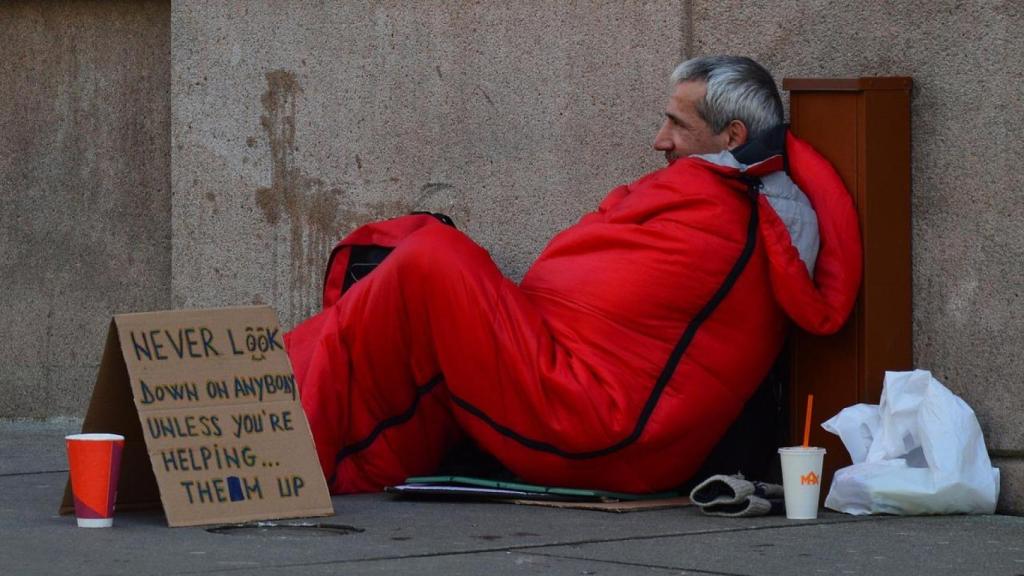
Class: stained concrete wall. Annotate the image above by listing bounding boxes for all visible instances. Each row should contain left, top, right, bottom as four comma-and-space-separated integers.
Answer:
171, 0, 1024, 512
690, 0, 1024, 513
0, 1, 171, 417
170, 1, 685, 328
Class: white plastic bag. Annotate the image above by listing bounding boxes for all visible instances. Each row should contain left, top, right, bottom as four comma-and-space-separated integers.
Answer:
822, 369, 1000, 515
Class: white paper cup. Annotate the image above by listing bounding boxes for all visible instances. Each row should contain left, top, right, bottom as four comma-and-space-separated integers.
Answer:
778, 446, 826, 520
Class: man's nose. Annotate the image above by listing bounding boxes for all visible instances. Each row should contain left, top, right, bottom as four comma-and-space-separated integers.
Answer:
653, 122, 673, 151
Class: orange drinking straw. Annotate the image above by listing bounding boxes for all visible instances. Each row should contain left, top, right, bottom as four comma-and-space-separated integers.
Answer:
802, 394, 814, 448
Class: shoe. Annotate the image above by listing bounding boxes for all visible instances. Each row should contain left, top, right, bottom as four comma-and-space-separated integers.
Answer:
689, 474, 785, 516
699, 495, 786, 517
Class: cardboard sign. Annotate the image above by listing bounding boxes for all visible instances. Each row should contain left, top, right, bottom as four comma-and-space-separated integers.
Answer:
61, 306, 333, 527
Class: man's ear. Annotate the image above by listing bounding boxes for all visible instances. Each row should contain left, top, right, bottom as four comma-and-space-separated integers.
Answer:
724, 120, 749, 150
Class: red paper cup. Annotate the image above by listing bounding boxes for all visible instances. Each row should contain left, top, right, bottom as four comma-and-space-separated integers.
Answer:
65, 433, 125, 528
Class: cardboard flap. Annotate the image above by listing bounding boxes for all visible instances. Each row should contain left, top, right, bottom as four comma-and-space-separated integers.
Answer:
61, 322, 160, 514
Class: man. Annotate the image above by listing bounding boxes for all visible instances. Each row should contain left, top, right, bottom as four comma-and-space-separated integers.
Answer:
286, 56, 861, 494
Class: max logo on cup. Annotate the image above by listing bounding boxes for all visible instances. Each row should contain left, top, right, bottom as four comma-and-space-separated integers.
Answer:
800, 471, 820, 486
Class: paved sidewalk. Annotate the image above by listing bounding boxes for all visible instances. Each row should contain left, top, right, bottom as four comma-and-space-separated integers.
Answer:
3, 420, 1023, 575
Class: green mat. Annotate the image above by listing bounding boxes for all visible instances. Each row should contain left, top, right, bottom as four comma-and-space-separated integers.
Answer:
385, 475, 680, 502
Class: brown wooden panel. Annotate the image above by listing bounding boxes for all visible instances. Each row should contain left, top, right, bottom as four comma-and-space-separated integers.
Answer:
787, 92, 862, 462
860, 89, 914, 401
784, 78, 912, 497
789, 93, 861, 194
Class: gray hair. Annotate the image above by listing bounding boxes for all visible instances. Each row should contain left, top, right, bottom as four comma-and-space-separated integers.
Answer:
670, 56, 783, 141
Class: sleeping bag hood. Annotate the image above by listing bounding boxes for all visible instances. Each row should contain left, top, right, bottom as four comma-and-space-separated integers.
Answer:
720, 128, 862, 335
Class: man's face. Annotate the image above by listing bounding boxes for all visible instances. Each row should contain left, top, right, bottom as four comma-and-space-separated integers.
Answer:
653, 81, 731, 165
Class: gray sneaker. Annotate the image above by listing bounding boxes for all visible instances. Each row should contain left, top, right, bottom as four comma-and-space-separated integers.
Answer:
689, 474, 783, 507
699, 495, 786, 517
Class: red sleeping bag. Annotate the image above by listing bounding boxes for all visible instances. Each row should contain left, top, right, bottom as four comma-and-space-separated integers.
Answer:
285, 132, 861, 494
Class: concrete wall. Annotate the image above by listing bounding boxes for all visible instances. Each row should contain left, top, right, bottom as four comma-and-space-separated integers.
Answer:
4, 0, 1023, 511
690, 0, 1024, 513
0, 1, 171, 417
170, 1, 685, 328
